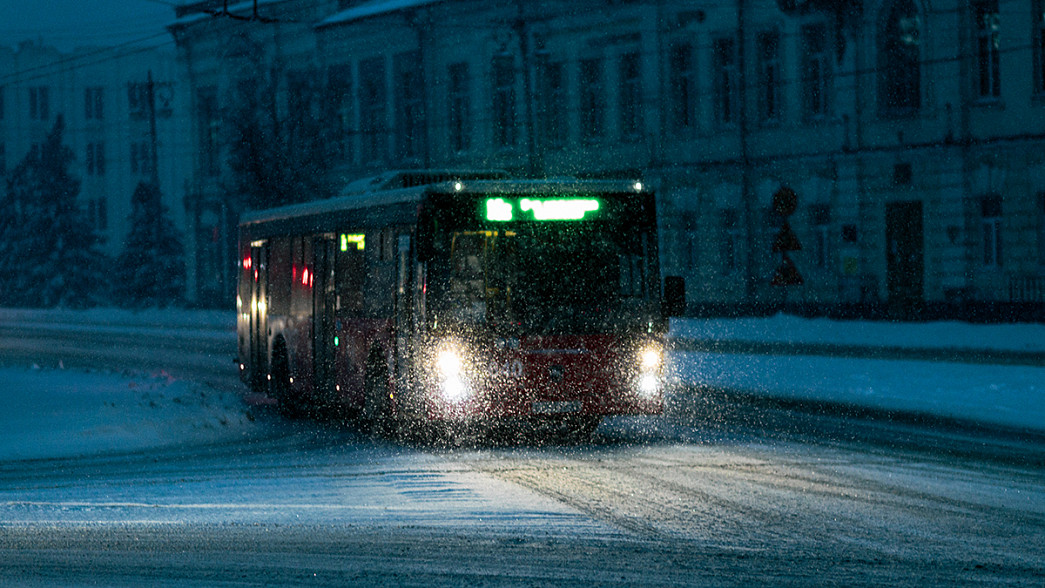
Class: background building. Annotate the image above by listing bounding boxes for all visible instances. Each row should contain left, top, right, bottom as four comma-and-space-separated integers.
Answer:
170, 0, 1045, 318
0, 40, 190, 279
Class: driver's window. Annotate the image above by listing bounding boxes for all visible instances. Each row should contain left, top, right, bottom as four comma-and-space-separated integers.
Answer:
449, 232, 487, 322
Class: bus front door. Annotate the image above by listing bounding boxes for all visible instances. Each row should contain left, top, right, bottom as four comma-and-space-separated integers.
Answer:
249, 242, 268, 391
395, 234, 415, 412
313, 236, 337, 403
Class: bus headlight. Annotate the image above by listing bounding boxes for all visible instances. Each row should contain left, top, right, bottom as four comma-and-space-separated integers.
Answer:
436, 345, 471, 404
636, 344, 663, 398
437, 349, 463, 377
640, 346, 662, 371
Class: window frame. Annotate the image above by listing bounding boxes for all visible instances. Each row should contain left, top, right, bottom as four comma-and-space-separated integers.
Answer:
757, 30, 783, 124
618, 50, 643, 142
668, 41, 698, 138
981, 194, 1003, 268
537, 57, 567, 151
85, 87, 104, 121
801, 23, 831, 121
712, 36, 738, 127
974, 0, 1002, 101
447, 61, 472, 154
491, 54, 518, 150
579, 56, 606, 143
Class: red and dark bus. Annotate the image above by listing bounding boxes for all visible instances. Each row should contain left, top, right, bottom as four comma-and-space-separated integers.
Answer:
237, 172, 678, 439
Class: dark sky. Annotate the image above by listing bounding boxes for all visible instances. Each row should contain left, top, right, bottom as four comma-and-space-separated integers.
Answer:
0, 0, 180, 51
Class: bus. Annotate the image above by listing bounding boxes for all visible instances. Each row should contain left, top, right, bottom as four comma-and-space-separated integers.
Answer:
237, 172, 680, 439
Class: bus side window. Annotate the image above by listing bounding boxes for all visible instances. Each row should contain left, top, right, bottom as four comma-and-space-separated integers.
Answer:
619, 254, 644, 298
336, 232, 365, 317
449, 232, 487, 322
290, 237, 312, 318
364, 228, 395, 317
269, 237, 292, 315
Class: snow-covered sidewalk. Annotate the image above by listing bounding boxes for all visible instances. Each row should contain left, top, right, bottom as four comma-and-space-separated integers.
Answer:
669, 315, 1045, 433
0, 366, 258, 462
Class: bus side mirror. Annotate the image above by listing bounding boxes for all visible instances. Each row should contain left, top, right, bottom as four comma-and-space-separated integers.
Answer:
663, 276, 686, 317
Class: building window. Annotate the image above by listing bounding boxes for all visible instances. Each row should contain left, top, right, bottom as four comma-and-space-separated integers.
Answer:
86, 142, 106, 176
579, 57, 605, 143
801, 24, 830, 120
128, 83, 148, 120
197, 87, 220, 177
668, 42, 697, 138
154, 82, 174, 118
879, 0, 921, 115
326, 64, 354, 163
394, 51, 424, 161
88, 198, 108, 231
1035, 1, 1045, 95
492, 54, 517, 149
286, 71, 315, 121
286, 70, 319, 162
130, 141, 153, 177
447, 62, 471, 153
29, 87, 49, 120
85, 87, 104, 120
1038, 192, 1045, 268
981, 195, 1003, 267
757, 31, 782, 124
809, 204, 831, 269
713, 37, 738, 126
721, 208, 741, 275
537, 58, 567, 150
359, 56, 388, 164
974, 0, 1002, 99
618, 51, 643, 141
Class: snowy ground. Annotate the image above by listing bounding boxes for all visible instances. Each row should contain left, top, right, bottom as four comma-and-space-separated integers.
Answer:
0, 308, 1042, 463
671, 316, 1045, 432
0, 367, 259, 461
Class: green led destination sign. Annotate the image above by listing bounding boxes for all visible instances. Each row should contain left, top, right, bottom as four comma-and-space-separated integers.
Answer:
485, 197, 601, 222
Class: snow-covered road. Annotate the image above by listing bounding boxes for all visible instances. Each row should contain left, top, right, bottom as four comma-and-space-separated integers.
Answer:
1, 309, 1043, 586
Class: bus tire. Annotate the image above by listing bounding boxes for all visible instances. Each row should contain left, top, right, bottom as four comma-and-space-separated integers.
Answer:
363, 353, 391, 436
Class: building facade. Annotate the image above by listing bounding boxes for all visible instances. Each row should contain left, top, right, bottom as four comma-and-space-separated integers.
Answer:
0, 41, 191, 279
171, 0, 1045, 318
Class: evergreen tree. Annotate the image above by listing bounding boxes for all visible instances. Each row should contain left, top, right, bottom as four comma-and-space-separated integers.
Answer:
0, 116, 108, 308
114, 181, 186, 308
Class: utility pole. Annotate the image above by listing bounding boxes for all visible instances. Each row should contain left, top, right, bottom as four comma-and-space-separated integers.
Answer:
147, 70, 160, 189
514, 0, 538, 177
738, 0, 757, 305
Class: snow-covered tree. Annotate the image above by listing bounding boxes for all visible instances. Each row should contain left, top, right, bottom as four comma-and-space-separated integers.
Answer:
114, 181, 186, 308
0, 116, 109, 308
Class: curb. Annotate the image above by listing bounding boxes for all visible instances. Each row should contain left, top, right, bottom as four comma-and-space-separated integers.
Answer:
668, 337, 1045, 367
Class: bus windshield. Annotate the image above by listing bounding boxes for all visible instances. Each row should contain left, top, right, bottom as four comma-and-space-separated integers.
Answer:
433, 224, 652, 334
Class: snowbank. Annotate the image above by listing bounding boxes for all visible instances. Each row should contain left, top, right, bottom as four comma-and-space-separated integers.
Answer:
671, 314, 1045, 353
0, 366, 258, 462
669, 352, 1045, 432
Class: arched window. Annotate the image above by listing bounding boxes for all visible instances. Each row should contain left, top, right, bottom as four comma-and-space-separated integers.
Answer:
879, 0, 922, 116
